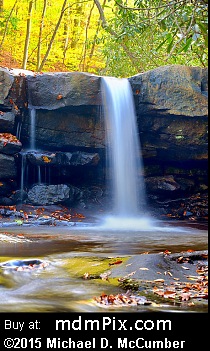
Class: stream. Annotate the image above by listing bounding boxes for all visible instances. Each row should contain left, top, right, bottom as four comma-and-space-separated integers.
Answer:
0, 219, 208, 313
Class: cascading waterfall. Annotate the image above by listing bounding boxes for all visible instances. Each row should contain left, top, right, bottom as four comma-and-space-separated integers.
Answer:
20, 107, 40, 200
101, 76, 152, 229
29, 108, 36, 151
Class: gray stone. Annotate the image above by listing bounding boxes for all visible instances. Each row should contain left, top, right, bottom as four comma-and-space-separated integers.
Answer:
0, 112, 15, 132
129, 65, 208, 117
0, 68, 14, 105
0, 154, 17, 179
0, 133, 22, 155
27, 184, 72, 205
27, 72, 101, 109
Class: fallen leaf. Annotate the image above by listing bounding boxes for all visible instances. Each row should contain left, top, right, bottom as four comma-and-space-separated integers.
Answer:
109, 260, 123, 266
42, 156, 51, 163
164, 250, 171, 255
154, 279, 165, 283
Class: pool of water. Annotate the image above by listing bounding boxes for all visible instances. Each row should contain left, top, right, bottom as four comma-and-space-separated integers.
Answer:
0, 219, 208, 312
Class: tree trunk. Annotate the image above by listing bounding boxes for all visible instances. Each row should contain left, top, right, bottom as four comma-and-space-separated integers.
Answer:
38, 0, 68, 72
36, 0, 47, 71
87, 0, 106, 70
22, 0, 33, 69
0, 0, 18, 49
0, 0, 3, 13
94, 0, 140, 72
79, 2, 95, 71
62, 3, 70, 65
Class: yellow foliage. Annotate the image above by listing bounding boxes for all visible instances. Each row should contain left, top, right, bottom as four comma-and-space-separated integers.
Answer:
0, 0, 110, 74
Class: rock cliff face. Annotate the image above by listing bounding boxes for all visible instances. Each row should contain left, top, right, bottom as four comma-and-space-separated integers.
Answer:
0, 65, 208, 216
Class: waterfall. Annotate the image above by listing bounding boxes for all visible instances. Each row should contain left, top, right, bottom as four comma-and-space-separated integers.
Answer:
101, 76, 151, 229
29, 108, 36, 150
20, 152, 27, 202
19, 108, 37, 201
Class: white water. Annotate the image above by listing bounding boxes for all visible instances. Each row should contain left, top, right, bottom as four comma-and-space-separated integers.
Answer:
101, 77, 152, 229
29, 108, 36, 151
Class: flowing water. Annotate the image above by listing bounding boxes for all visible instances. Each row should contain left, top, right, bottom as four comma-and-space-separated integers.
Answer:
0, 77, 208, 313
29, 107, 36, 151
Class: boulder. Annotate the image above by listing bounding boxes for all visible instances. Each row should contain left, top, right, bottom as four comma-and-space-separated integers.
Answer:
0, 133, 22, 155
0, 67, 28, 109
0, 154, 17, 178
0, 68, 14, 105
129, 65, 208, 117
25, 150, 100, 166
0, 112, 16, 132
27, 184, 77, 205
27, 72, 101, 109
145, 175, 181, 195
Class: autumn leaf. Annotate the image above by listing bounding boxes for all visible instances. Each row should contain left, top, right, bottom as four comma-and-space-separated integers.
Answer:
42, 156, 51, 163
163, 290, 176, 299
163, 250, 171, 255
179, 292, 191, 301
0, 133, 20, 144
72, 213, 86, 219
56, 94, 63, 100
109, 260, 123, 266
154, 279, 165, 283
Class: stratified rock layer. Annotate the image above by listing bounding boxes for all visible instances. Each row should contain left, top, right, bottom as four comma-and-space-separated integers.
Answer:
0, 65, 208, 211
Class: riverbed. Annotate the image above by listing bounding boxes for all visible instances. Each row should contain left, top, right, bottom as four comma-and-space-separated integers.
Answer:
0, 216, 208, 313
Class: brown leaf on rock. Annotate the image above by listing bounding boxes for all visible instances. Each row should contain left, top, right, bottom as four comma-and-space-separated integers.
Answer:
154, 279, 165, 283
94, 292, 152, 307
164, 250, 171, 255
42, 156, 51, 163
109, 260, 123, 266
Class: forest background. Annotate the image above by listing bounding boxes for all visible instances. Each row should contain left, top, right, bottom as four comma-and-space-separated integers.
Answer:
0, 0, 208, 78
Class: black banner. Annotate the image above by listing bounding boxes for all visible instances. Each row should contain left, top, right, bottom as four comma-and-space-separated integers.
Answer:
0, 312, 208, 350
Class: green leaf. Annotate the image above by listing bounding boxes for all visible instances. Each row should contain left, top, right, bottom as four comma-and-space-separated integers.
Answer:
178, 37, 193, 53
15, 219, 23, 225
167, 38, 174, 53
155, 38, 167, 51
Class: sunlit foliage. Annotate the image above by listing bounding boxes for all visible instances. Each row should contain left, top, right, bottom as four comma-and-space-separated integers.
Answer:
0, 0, 208, 77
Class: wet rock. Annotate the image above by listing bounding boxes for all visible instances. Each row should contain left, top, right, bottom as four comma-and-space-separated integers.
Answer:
9, 189, 27, 204
0, 112, 16, 133
21, 107, 105, 150
0, 181, 12, 197
145, 175, 180, 194
0, 133, 22, 155
0, 258, 49, 271
0, 197, 13, 206
26, 150, 100, 166
0, 154, 17, 178
27, 184, 74, 205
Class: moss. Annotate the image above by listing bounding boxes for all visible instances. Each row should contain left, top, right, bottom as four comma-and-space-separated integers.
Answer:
61, 256, 129, 284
